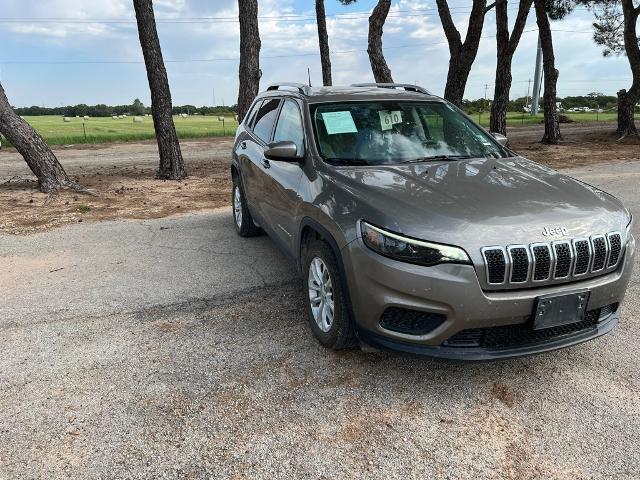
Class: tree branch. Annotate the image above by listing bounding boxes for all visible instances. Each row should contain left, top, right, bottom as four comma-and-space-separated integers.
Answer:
436, 0, 462, 52
462, 0, 488, 50
508, 0, 534, 54
486, 0, 508, 13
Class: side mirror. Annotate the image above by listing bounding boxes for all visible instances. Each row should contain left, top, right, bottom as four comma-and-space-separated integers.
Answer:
491, 132, 509, 147
264, 141, 300, 161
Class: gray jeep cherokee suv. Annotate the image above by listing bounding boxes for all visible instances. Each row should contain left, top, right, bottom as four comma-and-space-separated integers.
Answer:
230, 82, 634, 360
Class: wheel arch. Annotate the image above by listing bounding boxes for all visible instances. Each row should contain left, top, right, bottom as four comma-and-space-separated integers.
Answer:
297, 217, 344, 272
297, 217, 357, 330
230, 161, 240, 182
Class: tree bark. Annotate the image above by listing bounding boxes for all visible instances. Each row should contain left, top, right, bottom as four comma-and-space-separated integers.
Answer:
237, 0, 262, 123
367, 0, 394, 83
534, 0, 562, 144
316, 0, 332, 86
617, 0, 640, 137
133, 0, 186, 180
437, 0, 488, 107
490, 0, 533, 135
0, 82, 79, 193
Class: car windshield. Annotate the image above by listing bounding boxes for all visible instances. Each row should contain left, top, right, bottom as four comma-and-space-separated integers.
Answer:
311, 100, 506, 165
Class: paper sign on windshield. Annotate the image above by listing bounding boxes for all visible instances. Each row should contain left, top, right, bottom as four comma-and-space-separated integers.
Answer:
321, 111, 358, 135
379, 110, 403, 130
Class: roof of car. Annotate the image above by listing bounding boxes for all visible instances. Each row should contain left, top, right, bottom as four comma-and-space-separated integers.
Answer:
259, 83, 443, 103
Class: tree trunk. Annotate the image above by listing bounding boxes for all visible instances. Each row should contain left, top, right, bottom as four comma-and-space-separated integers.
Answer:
367, 0, 394, 83
0, 82, 79, 193
490, 0, 533, 135
437, 0, 488, 107
133, 0, 186, 180
617, 89, 638, 136
490, 61, 512, 135
237, 0, 262, 123
534, 0, 562, 144
316, 0, 332, 86
617, 0, 640, 137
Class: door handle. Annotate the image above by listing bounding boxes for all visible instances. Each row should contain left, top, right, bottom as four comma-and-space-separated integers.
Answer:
261, 158, 271, 169
240, 141, 247, 150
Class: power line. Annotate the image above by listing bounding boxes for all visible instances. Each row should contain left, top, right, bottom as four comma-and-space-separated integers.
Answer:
2, 3, 598, 25
0, 5, 527, 24
0, 28, 596, 65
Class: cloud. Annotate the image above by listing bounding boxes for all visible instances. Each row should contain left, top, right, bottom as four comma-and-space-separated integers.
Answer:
0, 0, 635, 106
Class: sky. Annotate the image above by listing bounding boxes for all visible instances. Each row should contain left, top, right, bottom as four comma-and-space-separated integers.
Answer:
0, 0, 635, 108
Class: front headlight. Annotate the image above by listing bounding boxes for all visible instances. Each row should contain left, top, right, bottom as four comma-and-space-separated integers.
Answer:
626, 214, 633, 243
360, 221, 471, 267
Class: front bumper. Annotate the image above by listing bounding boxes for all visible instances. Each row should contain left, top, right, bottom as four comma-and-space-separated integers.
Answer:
342, 235, 635, 360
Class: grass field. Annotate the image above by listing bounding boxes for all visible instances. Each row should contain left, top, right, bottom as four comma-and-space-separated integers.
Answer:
13, 115, 239, 146
473, 111, 624, 127
1, 111, 635, 147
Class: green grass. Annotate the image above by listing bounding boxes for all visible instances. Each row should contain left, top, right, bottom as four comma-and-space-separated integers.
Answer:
471, 111, 624, 128
13, 115, 239, 146
3, 111, 637, 148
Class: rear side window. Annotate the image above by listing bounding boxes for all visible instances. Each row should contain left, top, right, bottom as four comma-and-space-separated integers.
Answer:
244, 100, 262, 127
252, 99, 281, 143
273, 99, 304, 155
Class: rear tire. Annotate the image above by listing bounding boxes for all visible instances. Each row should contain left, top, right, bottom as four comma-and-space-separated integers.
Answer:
303, 239, 356, 350
232, 176, 261, 237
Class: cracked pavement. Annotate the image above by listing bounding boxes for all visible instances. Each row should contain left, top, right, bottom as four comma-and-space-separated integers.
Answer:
1, 163, 640, 479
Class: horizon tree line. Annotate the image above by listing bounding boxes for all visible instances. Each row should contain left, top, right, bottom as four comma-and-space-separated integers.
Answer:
0, 0, 638, 193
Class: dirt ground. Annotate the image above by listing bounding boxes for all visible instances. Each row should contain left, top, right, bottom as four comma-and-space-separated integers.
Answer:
0, 139, 235, 235
508, 122, 640, 169
1, 123, 639, 235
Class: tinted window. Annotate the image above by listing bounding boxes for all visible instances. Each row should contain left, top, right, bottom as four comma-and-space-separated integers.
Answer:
273, 99, 304, 155
252, 99, 281, 143
244, 100, 262, 127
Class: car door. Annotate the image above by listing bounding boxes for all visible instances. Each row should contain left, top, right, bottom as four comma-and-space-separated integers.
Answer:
235, 99, 262, 208
236, 98, 282, 223
261, 98, 305, 252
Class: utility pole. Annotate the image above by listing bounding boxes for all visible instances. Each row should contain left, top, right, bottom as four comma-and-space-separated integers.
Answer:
531, 35, 543, 116
523, 79, 531, 124
480, 83, 488, 124
212, 87, 216, 107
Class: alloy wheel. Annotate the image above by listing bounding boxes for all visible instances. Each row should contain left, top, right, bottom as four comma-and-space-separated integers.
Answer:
307, 257, 335, 333
233, 185, 243, 228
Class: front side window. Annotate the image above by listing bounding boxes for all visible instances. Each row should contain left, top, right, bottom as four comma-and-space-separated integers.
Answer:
312, 101, 506, 165
273, 99, 305, 155
252, 99, 281, 143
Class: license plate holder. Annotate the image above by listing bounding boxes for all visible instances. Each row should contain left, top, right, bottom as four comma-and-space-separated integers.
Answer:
532, 290, 590, 331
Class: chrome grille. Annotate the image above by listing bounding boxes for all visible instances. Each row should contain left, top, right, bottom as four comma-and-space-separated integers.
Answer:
482, 231, 623, 287
531, 244, 552, 281
572, 239, 591, 276
508, 246, 530, 283
607, 233, 622, 267
591, 235, 607, 271
553, 241, 572, 279
482, 248, 506, 284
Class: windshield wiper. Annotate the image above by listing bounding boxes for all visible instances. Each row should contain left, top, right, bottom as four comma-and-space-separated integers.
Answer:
324, 157, 370, 166
402, 155, 474, 164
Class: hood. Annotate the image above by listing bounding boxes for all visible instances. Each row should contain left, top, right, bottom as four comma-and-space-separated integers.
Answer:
327, 156, 628, 253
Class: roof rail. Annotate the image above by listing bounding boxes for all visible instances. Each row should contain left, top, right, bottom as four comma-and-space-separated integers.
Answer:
266, 83, 311, 95
350, 83, 431, 95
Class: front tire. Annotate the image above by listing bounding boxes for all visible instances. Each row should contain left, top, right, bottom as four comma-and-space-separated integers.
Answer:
303, 239, 356, 350
232, 177, 261, 237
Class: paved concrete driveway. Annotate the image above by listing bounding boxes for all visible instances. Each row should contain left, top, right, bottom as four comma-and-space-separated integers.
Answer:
1, 162, 639, 479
